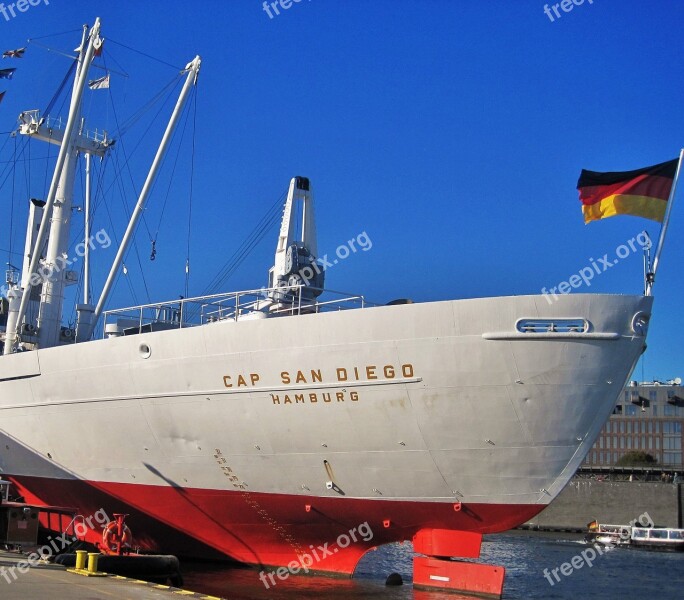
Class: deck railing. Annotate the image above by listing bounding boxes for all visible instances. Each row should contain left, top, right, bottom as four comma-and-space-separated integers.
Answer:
102, 285, 372, 337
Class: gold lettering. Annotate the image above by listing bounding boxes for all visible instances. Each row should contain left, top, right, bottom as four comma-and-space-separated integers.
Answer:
296, 370, 307, 384
366, 365, 377, 380
309, 393, 318, 403
237, 374, 247, 387
295, 394, 305, 403
281, 371, 291, 384
284, 395, 292, 404
350, 391, 359, 401
402, 363, 414, 378
336, 392, 345, 402
384, 365, 395, 378
323, 393, 332, 403
223, 375, 232, 388
250, 373, 260, 386
311, 369, 322, 383
354, 366, 360, 380
271, 394, 280, 404
336, 368, 348, 381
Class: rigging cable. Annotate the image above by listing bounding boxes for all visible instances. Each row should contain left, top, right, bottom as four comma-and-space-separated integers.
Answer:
106, 38, 182, 71
43, 60, 77, 117
8, 136, 17, 264
151, 84, 196, 264
92, 55, 187, 304
89, 150, 142, 307
200, 191, 286, 297
0, 57, 76, 197
27, 28, 83, 41
186, 86, 198, 298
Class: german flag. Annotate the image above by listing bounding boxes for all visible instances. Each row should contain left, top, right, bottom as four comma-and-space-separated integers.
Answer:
577, 158, 678, 224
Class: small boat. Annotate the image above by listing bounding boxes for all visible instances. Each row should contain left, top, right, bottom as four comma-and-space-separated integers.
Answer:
631, 527, 684, 551
586, 521, 631, 546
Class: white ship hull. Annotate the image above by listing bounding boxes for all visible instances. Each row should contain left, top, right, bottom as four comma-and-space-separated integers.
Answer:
0, 292, 651, 572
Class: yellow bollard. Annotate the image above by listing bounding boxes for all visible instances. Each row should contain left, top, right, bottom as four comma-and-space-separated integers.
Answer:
67, 550, 105, 577
87, 553, 100, 574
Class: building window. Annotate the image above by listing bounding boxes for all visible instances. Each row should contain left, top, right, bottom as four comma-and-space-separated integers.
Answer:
620, 422, 625, 434
627, 422, 632, 434
625, 405, 637, 416
648, 437, 653, 450
650, 390, 657, 401
641, 436, 646, 449
648, 422, 653, 434
664, 437, 682, 451
665, 404, 676, 417
620, 437, 625, 449
627, 437, 632, 449
653, 405, 658, 416
656, 438, 660, 450
664, 452, 683, 466
613, 436, 617, 448
656, 422, 660, 434
600, 437, 605, 448
613, 452, 618, 463
641, 422, 646, 434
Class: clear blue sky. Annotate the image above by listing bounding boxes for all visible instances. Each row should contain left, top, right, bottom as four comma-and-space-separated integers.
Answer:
0, 0, 682, 380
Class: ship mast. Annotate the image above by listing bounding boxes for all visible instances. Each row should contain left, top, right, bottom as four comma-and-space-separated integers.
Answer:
2, 23, 201, 351
3, 19, 105, 354
84, 55, 202, 340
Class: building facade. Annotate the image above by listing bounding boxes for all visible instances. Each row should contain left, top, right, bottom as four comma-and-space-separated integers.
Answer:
584, 380, 684, 468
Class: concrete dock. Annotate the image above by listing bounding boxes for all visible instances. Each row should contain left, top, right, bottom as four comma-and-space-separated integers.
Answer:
0, 549, 224, 600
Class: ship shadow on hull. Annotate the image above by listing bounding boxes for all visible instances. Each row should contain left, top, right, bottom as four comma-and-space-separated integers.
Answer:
0, 429, 243, 562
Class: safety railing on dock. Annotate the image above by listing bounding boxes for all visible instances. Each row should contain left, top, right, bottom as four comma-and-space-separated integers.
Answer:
102, 285, 373, 337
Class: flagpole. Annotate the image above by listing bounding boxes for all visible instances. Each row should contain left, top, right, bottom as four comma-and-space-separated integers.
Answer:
647, 147, 684, 295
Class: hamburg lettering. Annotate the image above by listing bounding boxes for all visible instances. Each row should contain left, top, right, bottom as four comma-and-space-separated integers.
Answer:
220, 363, 416, 407
271, 390, 360, 405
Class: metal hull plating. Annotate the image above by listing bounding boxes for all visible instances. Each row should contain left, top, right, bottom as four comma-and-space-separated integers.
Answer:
0, 293, 651, 573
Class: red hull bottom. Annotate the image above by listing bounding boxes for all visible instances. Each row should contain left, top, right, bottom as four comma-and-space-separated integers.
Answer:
10, 475, 543, 575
